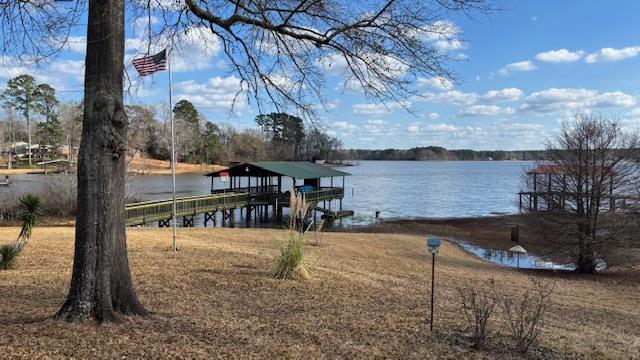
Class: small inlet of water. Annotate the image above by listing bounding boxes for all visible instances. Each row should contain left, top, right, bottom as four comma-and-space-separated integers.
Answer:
441, 237, 606, 271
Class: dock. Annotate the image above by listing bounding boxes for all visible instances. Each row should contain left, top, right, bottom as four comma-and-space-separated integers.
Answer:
125, 161, 352, 227
519, 164, 639, 213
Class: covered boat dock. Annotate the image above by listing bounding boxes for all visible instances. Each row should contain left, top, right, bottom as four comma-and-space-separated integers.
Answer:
124, 162, 352, 227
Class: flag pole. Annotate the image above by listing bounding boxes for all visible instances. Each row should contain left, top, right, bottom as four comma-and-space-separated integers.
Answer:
168, 47, 177, 252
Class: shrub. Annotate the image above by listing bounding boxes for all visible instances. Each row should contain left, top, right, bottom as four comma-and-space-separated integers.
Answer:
456, 278, 498, 349
0, 244, 20, 270
272, 232, 310, 280
501, 278, 555, 353
40, 176, 76, 216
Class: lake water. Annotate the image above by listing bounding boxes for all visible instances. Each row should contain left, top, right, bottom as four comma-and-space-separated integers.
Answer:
1, 161, 533, 224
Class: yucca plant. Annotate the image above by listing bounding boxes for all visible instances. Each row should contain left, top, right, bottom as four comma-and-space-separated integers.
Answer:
1, 194, 44, 271
0, 244, 19, 270
14, 194, 43, 251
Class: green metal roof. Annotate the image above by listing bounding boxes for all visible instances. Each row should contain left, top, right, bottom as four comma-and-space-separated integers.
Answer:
206, 161, 350, 179
250, 162, 349, 179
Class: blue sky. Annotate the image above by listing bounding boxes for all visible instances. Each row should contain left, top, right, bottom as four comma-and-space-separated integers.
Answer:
1, 0, 640, 150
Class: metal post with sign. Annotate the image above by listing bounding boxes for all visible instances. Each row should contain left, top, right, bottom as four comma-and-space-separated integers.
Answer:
427, 237, 441, 332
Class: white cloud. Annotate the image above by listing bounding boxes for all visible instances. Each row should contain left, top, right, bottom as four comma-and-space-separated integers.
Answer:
520, 88, 637, 113
418, 90, 477, 106
417, 76, 454, 91
126, 26, 221, 72
316, 53, 349, 76
481, 88, 524, 102
497, 60, 537, 76
428, 123, 459, 133
333, 121, 357, 130
50, 60, 85, 79
407, 123, 421, 133
0, 56, 29, 79
585, 46, 640, 63
175, 76, 246, 113
423, 21, 466, 52
535, 49, 584, 63
458, 105, 514, 117
351, 101, 408, 116
311, 99, 339, 112
63, 36, 87, 54
428, 112, 439, 120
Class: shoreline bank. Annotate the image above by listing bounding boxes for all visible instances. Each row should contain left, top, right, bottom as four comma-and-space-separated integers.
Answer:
3, 212, 638, 270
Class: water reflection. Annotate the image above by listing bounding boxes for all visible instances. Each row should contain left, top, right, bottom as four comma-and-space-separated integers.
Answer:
443, 237, 595, 271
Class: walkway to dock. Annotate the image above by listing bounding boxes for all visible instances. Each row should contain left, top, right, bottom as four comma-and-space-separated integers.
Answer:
124, 187, 346, 227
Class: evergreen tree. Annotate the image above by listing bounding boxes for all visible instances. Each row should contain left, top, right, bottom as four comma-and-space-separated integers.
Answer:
34, 84, 62, 158
173, 100, 202, 163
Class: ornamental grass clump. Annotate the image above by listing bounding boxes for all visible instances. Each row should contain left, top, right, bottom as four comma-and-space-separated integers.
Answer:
272, 232, 309, 280
272, 189, 311, 280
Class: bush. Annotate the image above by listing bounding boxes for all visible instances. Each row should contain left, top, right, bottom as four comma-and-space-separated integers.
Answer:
272, 232, 310, 280
40, 176, 76, 216
456, 278, 498, 349
0, 244, 20, 270
501, 278, 555, 353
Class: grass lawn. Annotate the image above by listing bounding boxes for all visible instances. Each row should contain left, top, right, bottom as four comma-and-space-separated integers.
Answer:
0, 227, 638, 358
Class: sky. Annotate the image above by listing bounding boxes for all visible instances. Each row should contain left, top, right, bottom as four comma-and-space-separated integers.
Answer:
1, 0, 640, 151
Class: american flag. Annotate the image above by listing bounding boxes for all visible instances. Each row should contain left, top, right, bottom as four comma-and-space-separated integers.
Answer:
132, 49, 167, 76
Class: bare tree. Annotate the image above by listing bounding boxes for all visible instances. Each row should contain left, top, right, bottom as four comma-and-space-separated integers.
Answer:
1, 107, 22, 169
1, 0, 490, 322
58, 103, 83, 162
522, 113, 640, 273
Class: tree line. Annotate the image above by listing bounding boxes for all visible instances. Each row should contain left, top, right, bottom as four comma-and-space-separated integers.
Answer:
339, 147, 546, 161
0, 75, 342, 168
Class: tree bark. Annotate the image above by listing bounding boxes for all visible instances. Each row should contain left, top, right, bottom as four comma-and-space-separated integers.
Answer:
576, 222, 597, 274
55, 0, 147, 322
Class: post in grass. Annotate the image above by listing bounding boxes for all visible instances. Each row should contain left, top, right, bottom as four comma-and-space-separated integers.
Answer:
427, 237, 441, 332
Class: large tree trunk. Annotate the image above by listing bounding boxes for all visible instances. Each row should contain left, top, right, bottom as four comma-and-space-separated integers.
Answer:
55, 0, 147, 322
576, 222, 597, 274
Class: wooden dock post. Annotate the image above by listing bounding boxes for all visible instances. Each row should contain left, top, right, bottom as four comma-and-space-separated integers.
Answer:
533, 173, 538, 211
204, 212, 217, 227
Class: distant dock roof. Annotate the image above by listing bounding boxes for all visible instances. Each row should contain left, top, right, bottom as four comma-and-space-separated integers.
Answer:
206, 161, 350, 179
36, 159, 77, 166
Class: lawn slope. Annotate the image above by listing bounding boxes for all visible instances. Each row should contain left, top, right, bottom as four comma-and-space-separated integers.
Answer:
0, 228, 638, 359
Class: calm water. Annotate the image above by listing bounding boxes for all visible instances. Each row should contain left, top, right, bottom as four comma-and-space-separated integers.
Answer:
1, 161, 532, 224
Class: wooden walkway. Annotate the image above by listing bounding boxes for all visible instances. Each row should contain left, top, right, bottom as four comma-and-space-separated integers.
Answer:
125, 187, 346, 226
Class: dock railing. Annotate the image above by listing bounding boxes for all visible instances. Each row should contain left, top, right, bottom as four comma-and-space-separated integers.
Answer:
124, 187, 345, 226
125, 192, 250, 226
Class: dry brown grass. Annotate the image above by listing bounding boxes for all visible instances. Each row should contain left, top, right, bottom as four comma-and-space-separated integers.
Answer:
0, 168, 45, 175
127, 157, 225, 175
0, 227, 638, 359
